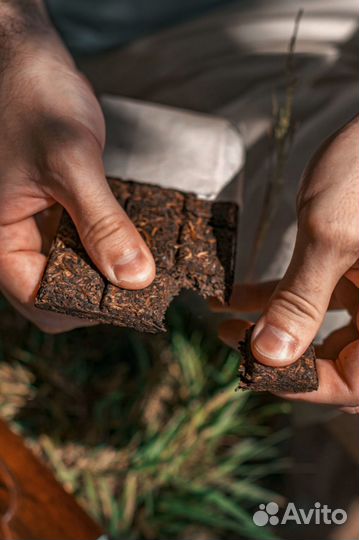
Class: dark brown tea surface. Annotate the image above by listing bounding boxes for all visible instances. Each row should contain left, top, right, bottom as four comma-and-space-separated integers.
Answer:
238, 326, 318, 393
35, 178, 238, 333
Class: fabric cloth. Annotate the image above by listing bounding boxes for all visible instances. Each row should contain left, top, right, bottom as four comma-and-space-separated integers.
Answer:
46, 0, 237, 54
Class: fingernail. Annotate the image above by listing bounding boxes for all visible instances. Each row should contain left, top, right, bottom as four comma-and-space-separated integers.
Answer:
252, 324, 297, 362
113, 247, 153, 286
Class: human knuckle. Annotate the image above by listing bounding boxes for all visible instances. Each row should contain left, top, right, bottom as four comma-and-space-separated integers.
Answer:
82, 214, 133, 250
41, 120, 95, 174
300, 202, 359, 261
343, 224, 359, 259
272, 288, 322, 324
302, 212, 339, 248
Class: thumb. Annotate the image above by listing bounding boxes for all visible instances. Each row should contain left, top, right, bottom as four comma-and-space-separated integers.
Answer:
55, 137, 155, 289
251, 228, 345, 367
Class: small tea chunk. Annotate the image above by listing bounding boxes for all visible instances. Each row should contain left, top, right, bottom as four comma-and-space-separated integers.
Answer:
237, 327, 318, 393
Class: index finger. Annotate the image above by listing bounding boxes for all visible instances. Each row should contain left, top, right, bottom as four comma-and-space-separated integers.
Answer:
274, 339, 359, 407
211, 278, 356, 314
0, 217, 97, 333
210, 281, 279, 313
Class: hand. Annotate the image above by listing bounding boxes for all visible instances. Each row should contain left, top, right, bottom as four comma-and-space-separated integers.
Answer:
213, 117, 359, 412
0, 17, 155, 333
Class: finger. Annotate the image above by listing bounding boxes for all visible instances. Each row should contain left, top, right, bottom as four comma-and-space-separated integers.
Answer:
315, 323, 358, 360
3, 288, 98, 333
331, 274, 359, 321
0, 218, 97, 333
340, 406, 359, 415
345, 264, 359, 287
218, 319, 252, 349
274, 339, 359, 407
210, 281, 279, 313
34, 204, 63, 255
219, 318, 356, 365
250, 225, 351, 367
49, 129, 156, 289
210, 278, 349, 315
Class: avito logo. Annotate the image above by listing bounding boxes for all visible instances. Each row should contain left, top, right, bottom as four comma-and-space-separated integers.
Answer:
253, 501, 347, 527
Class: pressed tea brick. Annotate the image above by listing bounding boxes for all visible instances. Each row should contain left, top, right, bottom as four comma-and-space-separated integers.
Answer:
35, 178, 238, 333
126, 182, 184, 273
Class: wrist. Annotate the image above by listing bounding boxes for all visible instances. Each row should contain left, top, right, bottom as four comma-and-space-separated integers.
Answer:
0, 1, 72, 70
0, 1, 51, 43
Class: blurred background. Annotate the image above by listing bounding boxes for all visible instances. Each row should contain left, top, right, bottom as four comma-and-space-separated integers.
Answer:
0, 293, 358, 539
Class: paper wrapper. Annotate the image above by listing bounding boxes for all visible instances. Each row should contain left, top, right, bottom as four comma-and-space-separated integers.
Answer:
101, 95, 245, 202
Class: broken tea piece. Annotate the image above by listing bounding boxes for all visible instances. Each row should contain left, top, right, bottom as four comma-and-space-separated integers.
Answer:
237, 326, 318, 393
